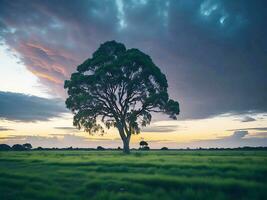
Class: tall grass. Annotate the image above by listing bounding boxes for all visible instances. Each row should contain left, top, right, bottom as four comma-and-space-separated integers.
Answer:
0, 150, 266, 200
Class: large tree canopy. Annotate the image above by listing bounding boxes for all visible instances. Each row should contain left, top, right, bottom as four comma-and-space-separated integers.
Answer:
64, 41, 179, 153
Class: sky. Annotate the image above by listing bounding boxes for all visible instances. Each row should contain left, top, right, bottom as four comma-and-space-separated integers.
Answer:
0, 0, 266, 149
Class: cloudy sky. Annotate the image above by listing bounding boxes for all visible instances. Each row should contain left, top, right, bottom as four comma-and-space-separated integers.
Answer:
0, 0, 266, 148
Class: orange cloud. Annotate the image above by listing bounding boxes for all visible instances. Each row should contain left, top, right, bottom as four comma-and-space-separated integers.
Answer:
12, 41, 80, 96
31, 71, 62, 84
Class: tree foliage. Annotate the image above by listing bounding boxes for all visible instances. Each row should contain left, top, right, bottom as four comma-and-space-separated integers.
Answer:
23, 143, 32, 150
65, 41, 179, 153
140, 141, 148, 147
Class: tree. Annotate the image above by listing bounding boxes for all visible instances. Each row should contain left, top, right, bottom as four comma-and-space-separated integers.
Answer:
161, 147, 168, 150
22, 143, 32, 150
12, 144, 25, 151
65, 41, 180, 153
139, 141, 148, 149
0, 144, 11, 151
97, 146, 105, 150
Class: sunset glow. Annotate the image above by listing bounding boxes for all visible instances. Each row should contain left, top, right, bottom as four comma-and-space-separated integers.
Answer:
0, 0, 266, 149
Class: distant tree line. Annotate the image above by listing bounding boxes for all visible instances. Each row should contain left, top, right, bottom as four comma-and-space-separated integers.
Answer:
0, 143, 266, 151
0, 143, 32, 151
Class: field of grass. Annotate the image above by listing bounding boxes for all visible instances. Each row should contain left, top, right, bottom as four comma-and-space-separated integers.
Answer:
0, 150, 267, 200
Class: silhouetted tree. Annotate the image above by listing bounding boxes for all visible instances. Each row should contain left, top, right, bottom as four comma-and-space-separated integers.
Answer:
161, 147, 168, 150
139, 140, 150, 150
12, 144, 25, 151
139, 141, 148, 149
97, 146, 105, 150
22, 143, 32, 150
0, 144, 11, 151
65, 41, 180, 153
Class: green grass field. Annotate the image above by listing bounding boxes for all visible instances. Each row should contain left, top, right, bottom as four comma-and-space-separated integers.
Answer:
0, 150, 267, 200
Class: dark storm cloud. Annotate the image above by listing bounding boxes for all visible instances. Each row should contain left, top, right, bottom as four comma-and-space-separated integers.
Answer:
0, 0, 266, 119
0, 0, 118, 96
0, 91, 68, 121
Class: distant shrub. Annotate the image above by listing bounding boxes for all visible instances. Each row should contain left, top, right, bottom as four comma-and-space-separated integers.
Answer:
97, 146, 105, 150
0, 144, 11, 151
12, 144, 26, 151
140, 141, 148, 147
161, 147, 168, 150
36, 147, 43, 150
142, 146, 150, 150
22, 143, 32, 150
139, 140, 149, 150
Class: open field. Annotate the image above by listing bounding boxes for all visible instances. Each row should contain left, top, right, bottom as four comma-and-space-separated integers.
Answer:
0, 150, 267, 200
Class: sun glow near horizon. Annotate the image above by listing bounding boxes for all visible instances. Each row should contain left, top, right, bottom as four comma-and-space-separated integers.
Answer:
1, 110, 266, 148
0, 0, 266, 149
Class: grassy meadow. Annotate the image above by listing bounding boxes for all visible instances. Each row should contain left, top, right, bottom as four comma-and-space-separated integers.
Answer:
0, 150, 267, 200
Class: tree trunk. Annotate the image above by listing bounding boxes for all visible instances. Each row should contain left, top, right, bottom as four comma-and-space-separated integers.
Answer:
117, 121, 131, 154
122, 138, 130, 154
